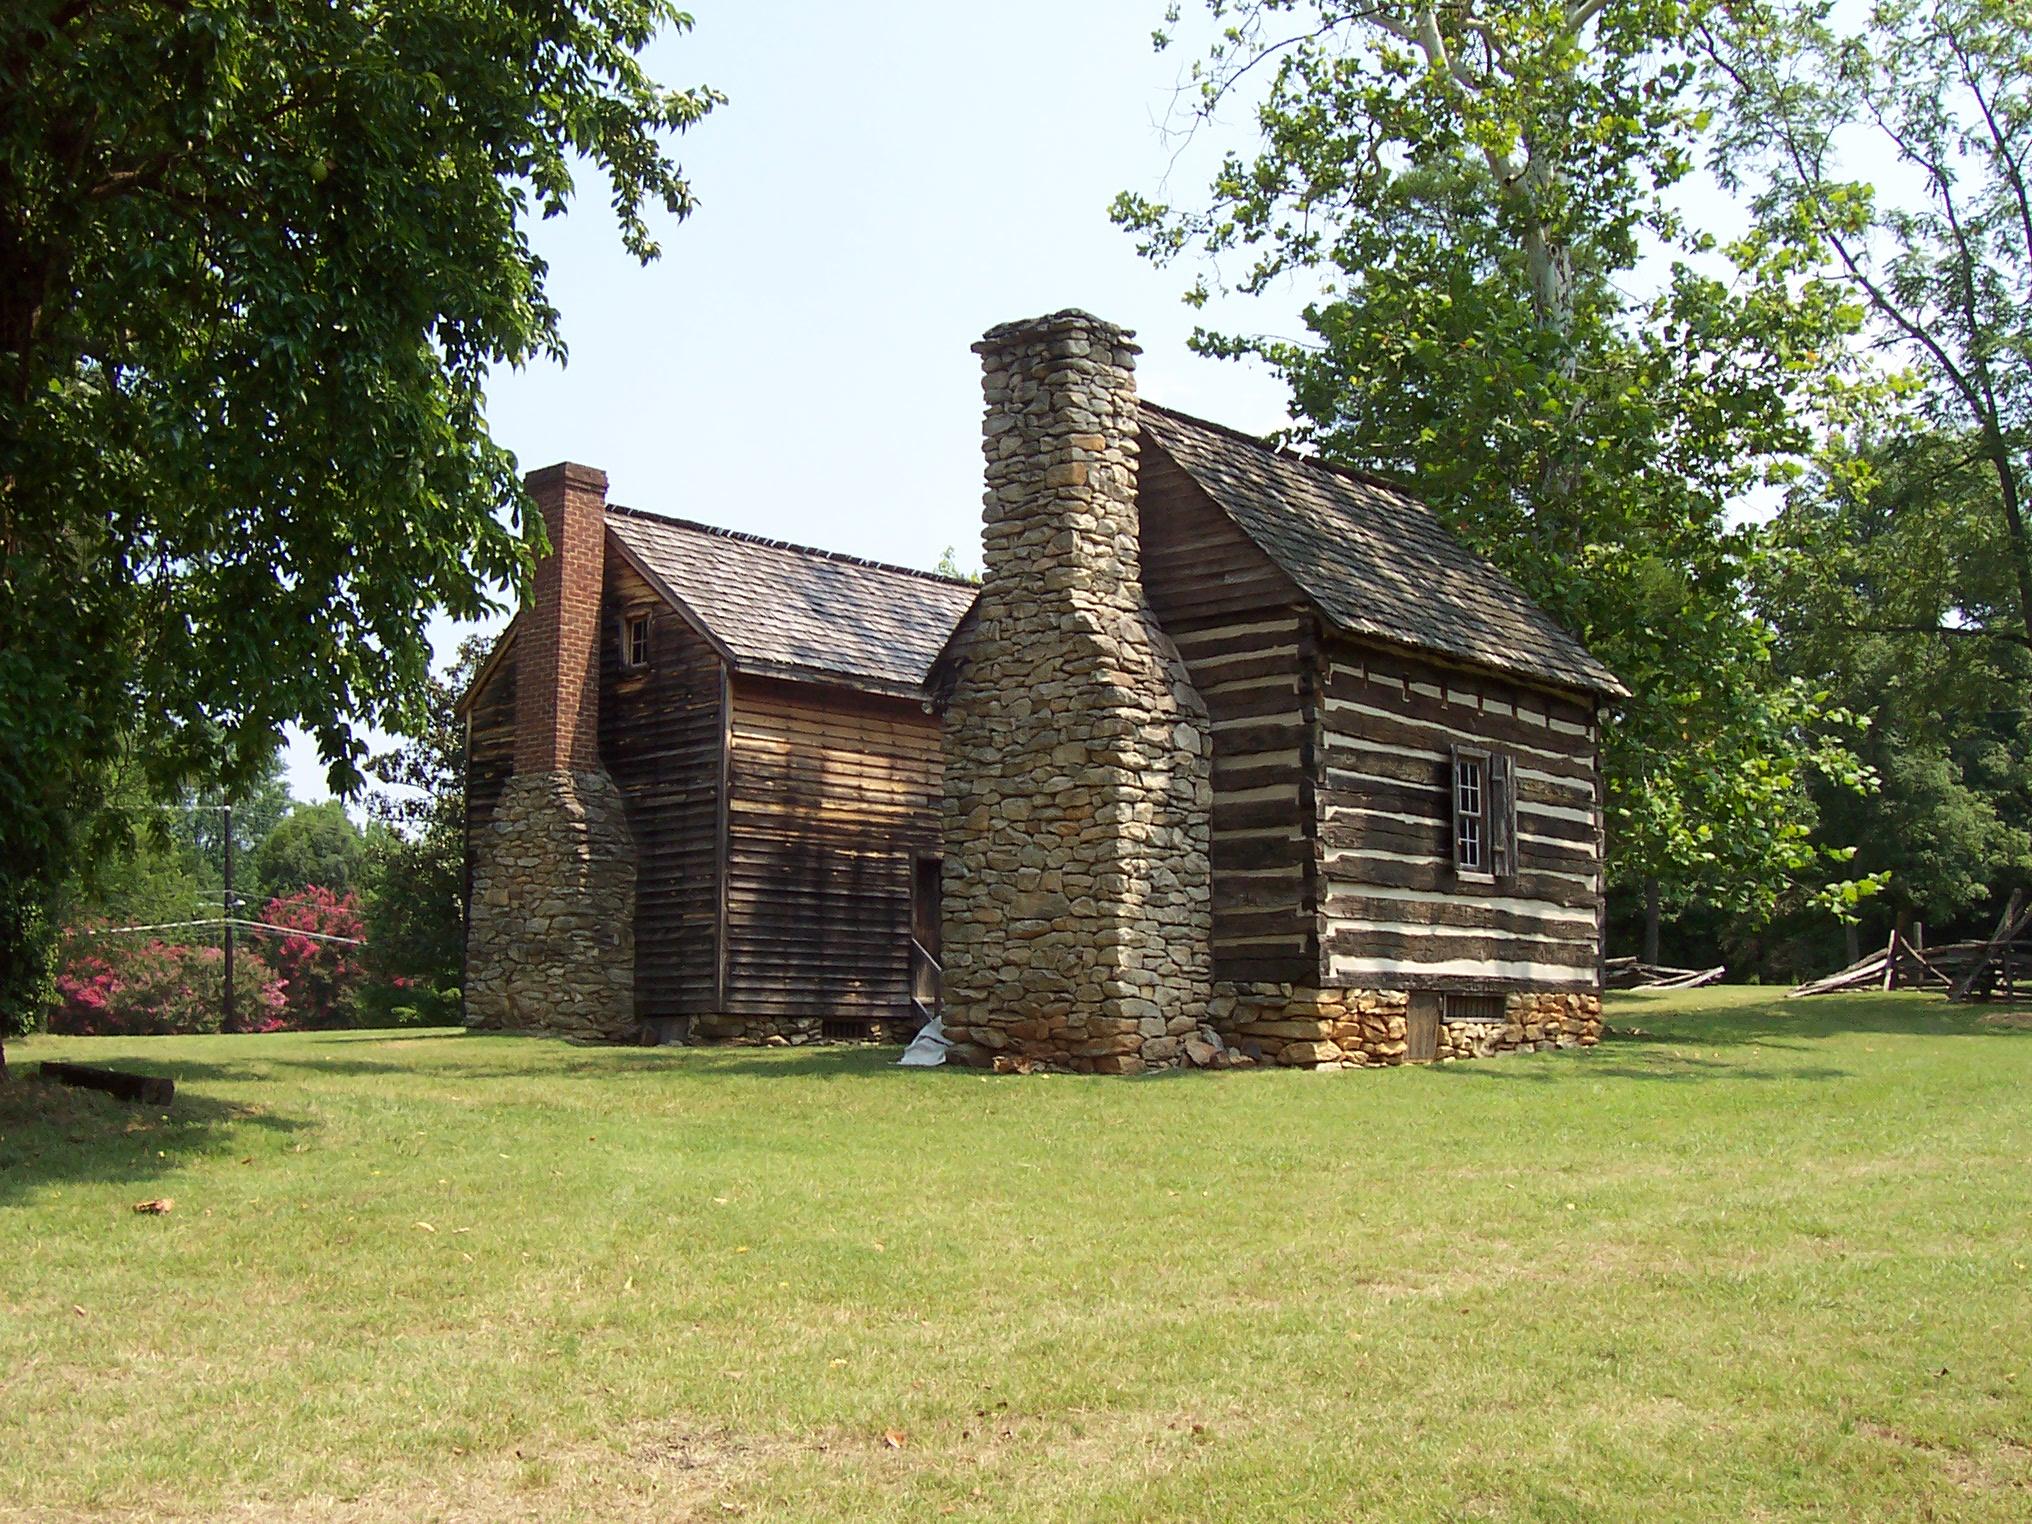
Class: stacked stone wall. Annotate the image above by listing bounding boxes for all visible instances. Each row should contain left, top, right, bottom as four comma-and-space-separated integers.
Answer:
1208, 984, 1603, 1068
940, 311, 1215, 1074
466, 770, 639, 1042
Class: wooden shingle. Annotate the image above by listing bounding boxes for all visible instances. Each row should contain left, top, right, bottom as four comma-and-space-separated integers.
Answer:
1140, 403, 1627, 699
605, 506, 979, 699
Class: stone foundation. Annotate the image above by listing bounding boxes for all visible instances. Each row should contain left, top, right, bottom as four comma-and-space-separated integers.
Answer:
1208, 985, 1603, 1069
467, 770, 638, 1041
940, 311, 1214, 1076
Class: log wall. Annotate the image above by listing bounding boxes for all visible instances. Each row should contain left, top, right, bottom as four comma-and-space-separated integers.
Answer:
721, 675, 941, 1024
1316, 639, 1603, 992
598, 558, 726, 1018
1138, 442, 1319, 986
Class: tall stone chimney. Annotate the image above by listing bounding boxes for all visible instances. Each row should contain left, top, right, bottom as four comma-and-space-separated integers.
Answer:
466, 462, 638, 1041
939, 311, 1214, 1073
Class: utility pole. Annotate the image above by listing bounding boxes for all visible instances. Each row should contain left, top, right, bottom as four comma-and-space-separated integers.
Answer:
222, 801, 235, 1032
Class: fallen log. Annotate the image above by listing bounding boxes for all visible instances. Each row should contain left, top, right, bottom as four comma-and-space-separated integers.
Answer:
1788, 950, 1890, 998
1604, 957, 1727, 990
39, 1062, 173, 1107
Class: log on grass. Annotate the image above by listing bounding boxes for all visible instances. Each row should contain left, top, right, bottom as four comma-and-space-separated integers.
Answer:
40, 1062, 173, 1107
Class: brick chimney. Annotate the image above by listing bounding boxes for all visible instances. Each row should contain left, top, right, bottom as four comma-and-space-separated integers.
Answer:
515, 462, 608, 774
939, 311, 1214, 1073
465, 461, 638, 1043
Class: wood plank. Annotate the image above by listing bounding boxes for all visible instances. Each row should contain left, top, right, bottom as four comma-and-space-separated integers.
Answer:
40, 1062, 173, 1106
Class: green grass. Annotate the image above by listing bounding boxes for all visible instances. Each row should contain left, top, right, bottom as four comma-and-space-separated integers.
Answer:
3, 988, 2030, 1521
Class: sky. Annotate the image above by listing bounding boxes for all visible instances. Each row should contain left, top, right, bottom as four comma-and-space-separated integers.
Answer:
283, 0, 1300, 801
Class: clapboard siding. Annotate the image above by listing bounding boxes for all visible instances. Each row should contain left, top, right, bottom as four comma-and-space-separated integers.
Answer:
1140, 441, 1319, 982
597, 559, 727, 1017
723, 675, 940, 1019
1317, 637, 1603, 991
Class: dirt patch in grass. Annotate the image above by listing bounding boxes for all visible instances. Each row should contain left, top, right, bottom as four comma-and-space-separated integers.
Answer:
1858, 1423, 2032, 1496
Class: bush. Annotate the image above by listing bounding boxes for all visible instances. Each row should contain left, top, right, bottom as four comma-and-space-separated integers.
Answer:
259, 886, 366, 1028
49, 932, 286, 1036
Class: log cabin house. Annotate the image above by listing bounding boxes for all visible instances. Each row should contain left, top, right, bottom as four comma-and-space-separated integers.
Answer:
461, 309, 1625, 1070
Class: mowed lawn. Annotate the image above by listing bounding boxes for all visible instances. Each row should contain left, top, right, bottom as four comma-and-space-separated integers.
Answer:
3, 990, 2030, 1522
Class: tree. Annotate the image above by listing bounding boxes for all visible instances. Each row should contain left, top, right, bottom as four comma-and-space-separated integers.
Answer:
175, 745, 294, 889
1759, 429, 2032, 949
358, 635, 491, 1027
0, 1, 720, 1049
254, 801, 367, 900
1708, 0, 2032, 658
1114, 0, 1877, 930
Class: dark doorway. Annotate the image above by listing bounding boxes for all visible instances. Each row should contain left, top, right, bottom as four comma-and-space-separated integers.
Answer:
910, 856, 942, 1011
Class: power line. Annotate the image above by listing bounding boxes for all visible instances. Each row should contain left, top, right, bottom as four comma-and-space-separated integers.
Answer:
76, 916, 365, 948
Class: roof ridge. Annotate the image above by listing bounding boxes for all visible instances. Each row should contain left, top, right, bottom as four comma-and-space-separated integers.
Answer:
1139, 398, 1420, 501
605, 501, 978, 590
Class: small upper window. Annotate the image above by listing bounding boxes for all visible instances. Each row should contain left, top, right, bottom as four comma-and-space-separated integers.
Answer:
622, 614, 650, 670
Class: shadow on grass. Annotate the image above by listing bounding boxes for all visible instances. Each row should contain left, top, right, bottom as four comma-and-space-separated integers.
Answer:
0, 1071, 305, 1205
1437, 1053, 1853, 1085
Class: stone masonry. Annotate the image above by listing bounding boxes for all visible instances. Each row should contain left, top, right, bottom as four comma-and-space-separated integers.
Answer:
465, 462, 640, 1041
466, 771, 638, 1041
1209, 985, 1603, 1068
939, 311, 1215, 1073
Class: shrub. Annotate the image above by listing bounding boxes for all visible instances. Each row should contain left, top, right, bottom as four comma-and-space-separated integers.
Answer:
50, 932, 285, 1036
258, 886, 366, 1028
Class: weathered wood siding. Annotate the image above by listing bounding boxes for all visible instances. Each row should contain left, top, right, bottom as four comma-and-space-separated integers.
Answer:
723, 675, 941, 1019
1139, 441, 1319, 984
597, 558, 727, 1018
463, 631, 519, 889
1316, 639, 1603, 992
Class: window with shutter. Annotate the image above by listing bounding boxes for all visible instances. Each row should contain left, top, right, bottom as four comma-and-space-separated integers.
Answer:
1453, 745, 1517, 879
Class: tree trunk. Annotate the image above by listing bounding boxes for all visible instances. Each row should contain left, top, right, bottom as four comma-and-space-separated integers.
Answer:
1981, 431, 2032, 650
1643, 877, 1661, 965
1844, 919, 1861, 966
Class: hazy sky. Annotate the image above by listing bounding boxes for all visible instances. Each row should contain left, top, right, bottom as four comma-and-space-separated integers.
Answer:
284, 0, 1301, 800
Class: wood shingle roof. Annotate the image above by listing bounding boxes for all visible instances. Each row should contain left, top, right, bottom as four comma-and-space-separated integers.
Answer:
1138, 402, 1627, 699
604, 505, 980, 699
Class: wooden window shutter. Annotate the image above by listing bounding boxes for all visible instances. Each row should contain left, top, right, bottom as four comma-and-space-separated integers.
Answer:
1489, 751, 1515, 879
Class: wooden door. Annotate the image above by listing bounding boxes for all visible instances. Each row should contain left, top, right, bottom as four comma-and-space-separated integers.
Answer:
1406, 991, 1440, 1063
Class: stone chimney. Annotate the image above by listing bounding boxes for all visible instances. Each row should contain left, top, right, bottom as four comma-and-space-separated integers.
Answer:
466, 462, 638, 1042
939, 311, 1214, 1073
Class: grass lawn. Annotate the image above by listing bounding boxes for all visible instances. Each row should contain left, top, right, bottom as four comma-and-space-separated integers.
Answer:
3, 988, 2030, 1521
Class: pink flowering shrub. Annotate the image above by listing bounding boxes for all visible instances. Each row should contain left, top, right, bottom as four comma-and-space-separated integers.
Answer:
50, 930, 286, 1036
260, 887, 366, 1029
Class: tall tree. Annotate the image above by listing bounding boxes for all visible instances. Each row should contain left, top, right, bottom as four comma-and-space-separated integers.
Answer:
1115, 0, 1875, 929
358, 635, 491, 1026
1708, 0, 2032, 658
254, 801, 368, 900
0, 1, 719, 1045
1759, 430, 2032, 941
